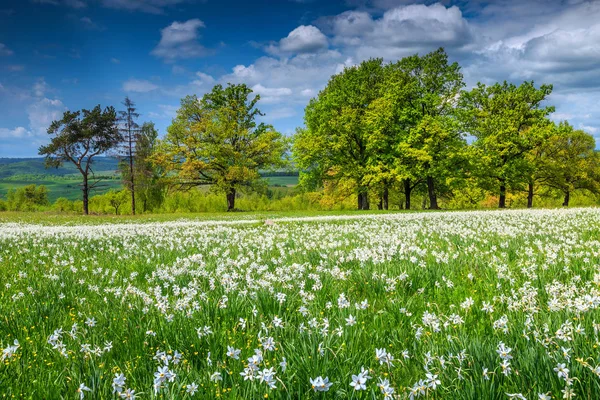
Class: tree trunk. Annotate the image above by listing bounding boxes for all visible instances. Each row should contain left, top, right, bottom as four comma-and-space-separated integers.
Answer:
382, 186, 389, 210
499, 179, 506, 209
563, 190, 570, 207
404, 179, 412, 210
227, 188, 236, 211
527, 182, 534, 208
130, 157, 136, 215
357, 190, 369, 210
82, 174, 89, 215
426, 176, 439, 210
377, 198, 383, 210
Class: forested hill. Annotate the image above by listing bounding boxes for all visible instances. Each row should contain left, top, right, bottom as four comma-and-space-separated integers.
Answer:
0, 157, 120, 179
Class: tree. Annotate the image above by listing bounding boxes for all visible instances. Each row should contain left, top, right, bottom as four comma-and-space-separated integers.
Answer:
118, 97, 140, 215
39, 105, 120, 215
155, 83, 287, 211
522, 121, 555, 208
295, 58, 387, 210
397, 48, 465, 209
106, 189, 128, 215
6, 184, 50, 211
459, 81, 554, 208
537, 122, 599, 206
134, 122, 164, 212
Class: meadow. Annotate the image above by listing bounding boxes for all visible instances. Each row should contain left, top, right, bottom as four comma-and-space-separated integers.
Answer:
1, 209, 600, 399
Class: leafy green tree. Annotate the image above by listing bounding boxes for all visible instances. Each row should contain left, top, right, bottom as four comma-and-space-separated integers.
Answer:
295, 58, 387, 210
6, 184, 49, 211
397, 48, 465, 209
105, 189, 128, 215
156, 84, 287, 211
537, 122, 599, 206
39, 105, 120, 215
522, 120, 555, 208
459, 81, 554, 208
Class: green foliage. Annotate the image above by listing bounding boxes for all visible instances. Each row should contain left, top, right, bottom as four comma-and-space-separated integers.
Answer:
459, 81, 554, 206
38, 105, 121, 214
156, 83, 289, 211
5, 184, 50, 211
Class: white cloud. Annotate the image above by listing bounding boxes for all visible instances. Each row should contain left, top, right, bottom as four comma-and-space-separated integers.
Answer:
0, 127, 31, 139
123, 79, 159, 92
252, 85, 292, 97
33, 78, 49, 97
191, 71, 216, 87
27, 98, 66, 136
266, 25, 328, 56
0, 43, 13, 56
151, 19, 209, 61
329, 3, 473, 60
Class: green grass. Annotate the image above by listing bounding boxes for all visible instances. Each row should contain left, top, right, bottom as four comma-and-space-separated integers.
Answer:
1, 208, 599, 399
0, 178, 123, 202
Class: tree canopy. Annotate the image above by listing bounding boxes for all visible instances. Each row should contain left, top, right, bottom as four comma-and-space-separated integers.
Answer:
155, 83, 288, 211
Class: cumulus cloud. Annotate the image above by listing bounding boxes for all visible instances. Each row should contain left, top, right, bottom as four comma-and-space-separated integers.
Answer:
123, 79, 159, 92
266, 25, 328, 56
328, 3, 473, 60
151, 19, 210, 61
27, 98, 66, 136
0, 127, 31, 139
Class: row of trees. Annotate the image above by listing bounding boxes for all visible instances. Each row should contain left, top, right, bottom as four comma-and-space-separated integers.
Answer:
39, 86, 289, 214
295, 49, 599, 209
39, 48, 599, 214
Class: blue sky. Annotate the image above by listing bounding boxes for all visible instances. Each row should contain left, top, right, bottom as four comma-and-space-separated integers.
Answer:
1, 0, 600, 157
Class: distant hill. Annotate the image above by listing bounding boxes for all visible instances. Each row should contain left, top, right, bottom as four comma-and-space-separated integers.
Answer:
0, 157, 120, 179
0, 157, 299, 202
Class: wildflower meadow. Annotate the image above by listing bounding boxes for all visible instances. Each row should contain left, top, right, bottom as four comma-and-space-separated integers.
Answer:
2, 208, 600, 399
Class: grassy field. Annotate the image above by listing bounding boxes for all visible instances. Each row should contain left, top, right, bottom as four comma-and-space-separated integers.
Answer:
2, 208, 600, 399
0, 176, 299, 203
0, 178, 123, 202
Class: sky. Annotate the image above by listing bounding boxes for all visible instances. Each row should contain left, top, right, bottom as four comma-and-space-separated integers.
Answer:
0, 0, 599, 157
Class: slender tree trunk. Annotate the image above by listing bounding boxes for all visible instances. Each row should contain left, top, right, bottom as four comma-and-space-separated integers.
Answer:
82, 174, 89, 215
227, 188, 236, 211
377, 198, 383, 210
499, 178, 507, 209
382, 186, 389, 210
426, 176, 439, 210
527, 182, 534, 208
404, 179, 411, 210
129, 125, 136, 216
563, 190, 570, 207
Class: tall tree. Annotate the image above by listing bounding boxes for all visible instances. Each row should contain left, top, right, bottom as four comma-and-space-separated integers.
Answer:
295, 58, 387, 210
118, 97, 140, 215
155, 83, 287, 211
522, 120, 555, 208
134, 122, 164, 213
39, 105, 120, 215
459, 81, 554, 208
537, 122, 599, 206
397, 48, 465, 209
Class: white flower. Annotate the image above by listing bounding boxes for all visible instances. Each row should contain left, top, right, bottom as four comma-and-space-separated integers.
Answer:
345, 314, 356, 326
187, 382, 199, 396
310, 376, 332, 392
210, 372, 223, 382
227, 346, 241, 360
76, 383, 91, 399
